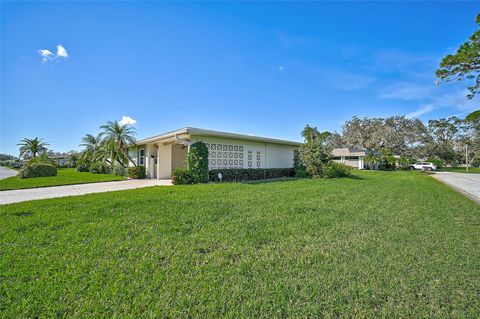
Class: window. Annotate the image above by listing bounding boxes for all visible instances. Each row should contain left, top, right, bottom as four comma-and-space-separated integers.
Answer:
139, 149, 145, 165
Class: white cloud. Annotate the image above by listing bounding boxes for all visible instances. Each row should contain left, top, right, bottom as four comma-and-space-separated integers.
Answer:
119, 116, 137, 126
56, 45, 68, 58
38, 44, 68, 63
38, 49, 54, 63
404, 89, 478, 119
406, 104, 435, 118
378, 82, 433, 101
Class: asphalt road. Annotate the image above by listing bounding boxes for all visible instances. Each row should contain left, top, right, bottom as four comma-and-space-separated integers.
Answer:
0, 166, 17, 180
433, 172, 480, 204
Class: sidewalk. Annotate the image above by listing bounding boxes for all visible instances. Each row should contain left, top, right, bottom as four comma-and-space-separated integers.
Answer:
0, 179, 172, 205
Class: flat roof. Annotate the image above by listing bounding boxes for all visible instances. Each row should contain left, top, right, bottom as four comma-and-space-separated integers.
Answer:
136, 127, 302, 146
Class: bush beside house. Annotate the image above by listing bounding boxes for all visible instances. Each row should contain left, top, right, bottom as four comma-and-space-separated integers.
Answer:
128, 166, 146, 179
209, 168, 295, 182
172, 168, 194, 185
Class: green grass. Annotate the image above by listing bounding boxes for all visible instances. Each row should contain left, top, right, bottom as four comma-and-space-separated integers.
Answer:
438, 166, 480, 173
0, 168, 125, 191
1, 171, 479, 318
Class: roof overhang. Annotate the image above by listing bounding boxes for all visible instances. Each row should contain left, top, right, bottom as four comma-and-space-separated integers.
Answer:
135, 127, 302, 146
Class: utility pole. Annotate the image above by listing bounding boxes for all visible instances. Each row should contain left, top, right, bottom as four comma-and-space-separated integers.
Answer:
466, 144, 469, 173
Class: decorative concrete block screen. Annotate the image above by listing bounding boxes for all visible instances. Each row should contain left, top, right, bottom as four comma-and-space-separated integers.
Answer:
205, 143, 262, 169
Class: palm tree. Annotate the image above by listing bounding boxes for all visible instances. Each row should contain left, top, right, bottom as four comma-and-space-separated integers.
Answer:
64, 151, 81, 168
301, 125, 331, 143
100, 121, 137, 167
17, 137, 49, 159
79, 133, 104, 164
301, 125, 319, 143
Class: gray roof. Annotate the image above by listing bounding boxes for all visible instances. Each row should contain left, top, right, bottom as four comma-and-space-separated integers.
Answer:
332, 148, 366, 157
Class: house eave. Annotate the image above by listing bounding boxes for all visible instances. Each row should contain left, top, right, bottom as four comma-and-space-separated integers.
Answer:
135, 127, 302, 147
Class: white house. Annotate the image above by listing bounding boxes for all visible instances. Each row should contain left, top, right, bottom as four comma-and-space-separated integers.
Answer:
332, 148, 366, 169
130, 127, 301, 179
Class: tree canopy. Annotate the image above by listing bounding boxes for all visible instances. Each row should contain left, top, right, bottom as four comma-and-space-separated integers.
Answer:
436, 14, 480, 99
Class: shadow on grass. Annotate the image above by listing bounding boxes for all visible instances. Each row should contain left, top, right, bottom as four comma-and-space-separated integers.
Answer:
239, 174, 365, 185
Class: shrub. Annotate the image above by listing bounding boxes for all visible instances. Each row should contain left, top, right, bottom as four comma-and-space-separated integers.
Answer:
89, 162, 110, 174
299, 141, 331, 177
398, 156, 416, 170
209, 168, 295, 182
28, 153, 55, 166
113, 165, 127, 177
293, 150, 309, 178
325, 162, 352, 178
128, 166, 146, 179
427, 157, 444, 169
19, 163, 57, 178
76, 164, 90, 172
187, 142, 209, 183
172, 167, 194, 185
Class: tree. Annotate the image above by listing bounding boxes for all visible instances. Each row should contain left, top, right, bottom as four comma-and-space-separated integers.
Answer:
79, 133, 104, 165
459, 109, 480, 166
324, 132, 344, 149
364, 152, 381, 170
17, 137, 49, 159
301, 125, 330, 143
299, 141, 331, 177
299, 125, 331, 177
427, 117, 463, 164
436, 14, 480, 99
301, 125, 319, 143
64, 151, 81, 168
100, 121, 137, 167
0, 154, 17, 161
187, 142, 209, 183
342, 116, 429, 155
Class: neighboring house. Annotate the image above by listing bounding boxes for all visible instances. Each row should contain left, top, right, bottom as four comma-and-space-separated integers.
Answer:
332, 148, 366, 169
130, 127, 301, 179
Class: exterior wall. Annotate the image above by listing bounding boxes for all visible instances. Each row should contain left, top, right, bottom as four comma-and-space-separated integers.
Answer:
171, 144, 187, 172
190, 135, 296, 170
157, 143, 172, 179
333, 156, 364, 169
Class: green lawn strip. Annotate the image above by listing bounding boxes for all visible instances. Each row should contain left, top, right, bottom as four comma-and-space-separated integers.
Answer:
438, 167, 480, 173
0, 168, 124, 191
1, 171, 479, 317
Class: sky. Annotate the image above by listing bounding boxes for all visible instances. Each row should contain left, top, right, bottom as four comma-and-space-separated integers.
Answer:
1, 2, 478, 155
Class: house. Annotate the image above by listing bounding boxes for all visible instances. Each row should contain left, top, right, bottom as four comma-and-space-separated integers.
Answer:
130, 127, 301, 179
332, 148, 366, 169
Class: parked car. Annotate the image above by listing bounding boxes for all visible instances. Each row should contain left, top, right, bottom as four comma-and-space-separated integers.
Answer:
409, 162, 437, 171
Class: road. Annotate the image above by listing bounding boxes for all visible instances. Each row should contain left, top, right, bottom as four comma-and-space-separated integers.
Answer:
0, 166, 17, 180
433, 172, 480, 204
0, 179, 172, 205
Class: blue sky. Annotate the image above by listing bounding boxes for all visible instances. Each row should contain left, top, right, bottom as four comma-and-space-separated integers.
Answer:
1, 2, 478, 155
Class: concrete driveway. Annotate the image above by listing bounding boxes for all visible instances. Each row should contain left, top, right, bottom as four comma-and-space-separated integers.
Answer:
0, 179, 172, 205
433, 172, 480, 204
0, 166, 17, 180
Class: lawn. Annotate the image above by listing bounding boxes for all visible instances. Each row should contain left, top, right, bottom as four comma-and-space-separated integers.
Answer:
0, 168, 125, 191
1, 171, 479, 318
438, 166, 480, 174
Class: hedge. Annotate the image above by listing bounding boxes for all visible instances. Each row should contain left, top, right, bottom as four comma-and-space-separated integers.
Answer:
19, 163, 57, 179
128, 166, 146, 179
209, 168, 294, 182
172, 167, 194, 185
187, 142, 209, 183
